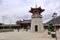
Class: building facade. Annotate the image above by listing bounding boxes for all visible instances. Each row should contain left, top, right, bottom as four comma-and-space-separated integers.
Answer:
29, 6, 45, 32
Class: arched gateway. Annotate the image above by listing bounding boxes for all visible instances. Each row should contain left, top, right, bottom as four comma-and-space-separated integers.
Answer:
29, 5, 45, 32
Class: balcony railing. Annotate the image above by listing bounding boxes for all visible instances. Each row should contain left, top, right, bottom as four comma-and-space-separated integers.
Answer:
32, 15, 42, 18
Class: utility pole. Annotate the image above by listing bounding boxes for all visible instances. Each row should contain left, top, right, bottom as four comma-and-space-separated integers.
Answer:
9, 18, 11, 29
52, 13, 57, 40
2, 16, 5, 29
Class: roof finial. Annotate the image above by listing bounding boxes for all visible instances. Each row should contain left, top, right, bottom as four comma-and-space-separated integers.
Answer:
36, 4, 37, 8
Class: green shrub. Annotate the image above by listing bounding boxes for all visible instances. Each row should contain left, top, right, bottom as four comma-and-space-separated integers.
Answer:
0, 29, 13, 33
48, 24, 54, 32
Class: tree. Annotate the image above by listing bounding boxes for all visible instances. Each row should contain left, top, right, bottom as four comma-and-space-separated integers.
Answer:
48, 24, 54, 32
48, 23, 54, 35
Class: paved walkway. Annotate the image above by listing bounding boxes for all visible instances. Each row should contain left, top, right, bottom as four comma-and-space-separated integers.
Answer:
0, 30, 59, 40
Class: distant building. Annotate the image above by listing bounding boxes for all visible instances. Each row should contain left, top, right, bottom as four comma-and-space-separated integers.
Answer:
16, 20, 31, 29
0, 24, 20, 29
16, 15, 60, 30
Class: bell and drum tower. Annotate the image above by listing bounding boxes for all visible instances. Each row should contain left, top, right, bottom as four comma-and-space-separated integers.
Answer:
29, 5, 45, 32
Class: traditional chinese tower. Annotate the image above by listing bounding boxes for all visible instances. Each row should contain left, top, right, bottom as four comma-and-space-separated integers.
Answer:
29, 5, 45, 32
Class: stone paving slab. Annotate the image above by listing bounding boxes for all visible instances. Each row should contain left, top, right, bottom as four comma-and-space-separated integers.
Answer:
0, 30, 59, 40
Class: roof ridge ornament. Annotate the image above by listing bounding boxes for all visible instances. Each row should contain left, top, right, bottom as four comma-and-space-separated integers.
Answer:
36, 4, 37, 8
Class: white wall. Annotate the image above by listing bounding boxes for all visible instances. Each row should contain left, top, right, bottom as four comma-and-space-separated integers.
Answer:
31, 17, 44, 32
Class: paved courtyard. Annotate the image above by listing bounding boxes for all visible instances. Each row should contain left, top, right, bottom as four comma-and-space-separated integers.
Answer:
0, 29, 60, 40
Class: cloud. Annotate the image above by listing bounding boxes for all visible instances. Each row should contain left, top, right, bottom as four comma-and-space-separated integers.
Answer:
0, 0, 60, 24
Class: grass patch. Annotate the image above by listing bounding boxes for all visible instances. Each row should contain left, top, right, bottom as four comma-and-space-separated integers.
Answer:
0, 29, 13, 33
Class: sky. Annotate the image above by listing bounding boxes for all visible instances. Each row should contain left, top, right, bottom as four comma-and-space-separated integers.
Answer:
0, 0, 60, 24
